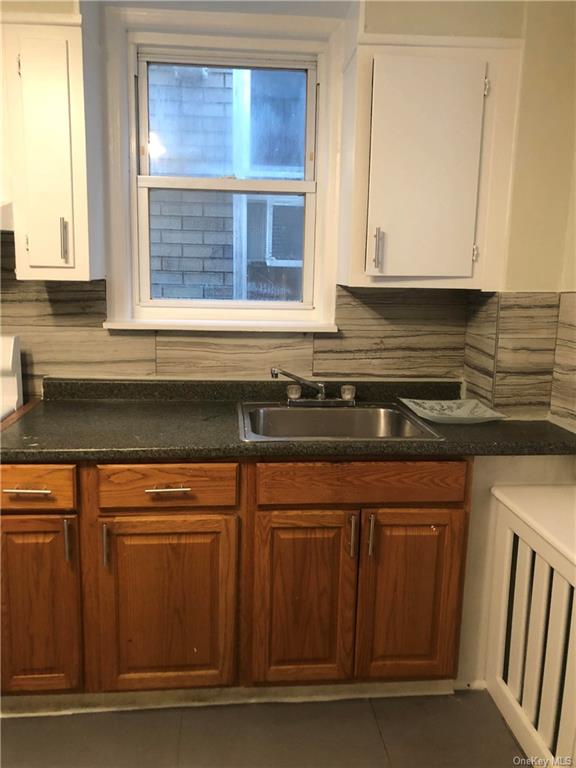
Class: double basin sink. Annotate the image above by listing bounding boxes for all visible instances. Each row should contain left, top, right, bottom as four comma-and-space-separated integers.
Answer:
239, 402, 442, 442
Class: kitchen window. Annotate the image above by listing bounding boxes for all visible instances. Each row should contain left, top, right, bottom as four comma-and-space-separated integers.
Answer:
133, 54, 321, 322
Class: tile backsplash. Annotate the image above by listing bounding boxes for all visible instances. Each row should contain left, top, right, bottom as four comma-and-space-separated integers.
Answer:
464, 290, 576, 422
313, 288, 466, 378
0, 232, 469, 396
551, 292, 576, 425
1, 230, 574, 424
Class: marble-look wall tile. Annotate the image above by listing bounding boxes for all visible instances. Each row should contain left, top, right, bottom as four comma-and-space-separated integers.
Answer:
0, 235, 106, 327
465, 292, 498, 337
497, 293, 560, 337
463, 333, 496, 404
493, 293, 559, 409
16, 328, 156, 399
464, 292, 561, 411
313, 287, 466, 378
463, 293, 498, 404
551, 292, 576, 424
156, 333, 313, 379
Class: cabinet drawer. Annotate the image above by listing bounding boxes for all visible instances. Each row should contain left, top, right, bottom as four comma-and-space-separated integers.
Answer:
97, 464, 239, 510
256, 461, 467, 507
1, 465, 76, 512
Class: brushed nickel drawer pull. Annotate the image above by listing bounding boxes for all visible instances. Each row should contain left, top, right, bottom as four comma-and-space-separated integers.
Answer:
373, 227, 385, 271
63, 518, 72, 563
2, 488, 52, 496
368, 513, 376, 557
60, 217, 69, 263
102, 523, 109, 568
350, 514, 358, 558
144, 486, 192, 495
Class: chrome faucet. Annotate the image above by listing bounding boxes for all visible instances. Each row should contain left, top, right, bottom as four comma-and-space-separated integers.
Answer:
270, 367, 326, 400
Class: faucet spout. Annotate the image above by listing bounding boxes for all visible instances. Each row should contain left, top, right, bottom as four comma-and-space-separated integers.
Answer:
270, 367, 326, 400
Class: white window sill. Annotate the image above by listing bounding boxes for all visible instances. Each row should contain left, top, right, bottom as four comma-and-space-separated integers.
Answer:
103, 320, 339, 333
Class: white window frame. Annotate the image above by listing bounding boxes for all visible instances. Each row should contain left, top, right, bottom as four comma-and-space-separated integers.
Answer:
103, 8, 340, 332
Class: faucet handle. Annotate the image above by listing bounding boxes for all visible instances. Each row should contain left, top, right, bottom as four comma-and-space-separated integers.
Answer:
286, 384, 302, 401
340, 384, 356, 402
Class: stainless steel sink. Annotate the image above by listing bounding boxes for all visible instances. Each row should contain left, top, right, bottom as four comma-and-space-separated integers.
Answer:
239, 402, 442, 442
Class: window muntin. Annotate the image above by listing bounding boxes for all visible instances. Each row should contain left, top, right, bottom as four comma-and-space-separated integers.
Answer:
137, 56, 316, 309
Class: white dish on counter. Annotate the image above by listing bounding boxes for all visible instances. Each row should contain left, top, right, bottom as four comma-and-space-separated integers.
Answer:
399, 398, 507, 424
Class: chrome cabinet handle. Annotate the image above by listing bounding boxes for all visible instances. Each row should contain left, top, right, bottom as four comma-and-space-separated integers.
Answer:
63, 518, 72, 563
60, 217, 69, 263
102, 523, 109, 568
350, 514, 358, 558
144, 486, 192, 495
368, 513, 376, 557
3, 488, 52, 496
373, 227, 385, 271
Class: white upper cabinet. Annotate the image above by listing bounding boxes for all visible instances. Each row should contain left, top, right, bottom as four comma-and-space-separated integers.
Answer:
365, 54, 486, 279
3, 23, 105, 280
338, 44, 522, 290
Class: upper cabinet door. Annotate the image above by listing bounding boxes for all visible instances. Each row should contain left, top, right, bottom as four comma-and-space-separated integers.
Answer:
365, 54, 487, 278
3, 24, 103, 280
19, 35, 75, 269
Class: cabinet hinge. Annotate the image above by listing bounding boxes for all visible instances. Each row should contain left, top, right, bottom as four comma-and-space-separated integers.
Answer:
472, 243, 479, 263
17, 54, 21, 77
484, 77, 490, 97
25, 235, 29, 252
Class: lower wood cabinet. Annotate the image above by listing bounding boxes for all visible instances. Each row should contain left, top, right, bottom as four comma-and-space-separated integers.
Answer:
252, 510, 359, 683
251, 506, 466, 684
1, 460, 470, 695
355, 508, 466, 680
1, 515, 82, 692
98, 514, 237, 691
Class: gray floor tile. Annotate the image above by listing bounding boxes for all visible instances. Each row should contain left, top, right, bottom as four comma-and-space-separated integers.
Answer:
370, 691, 523, 768
1, 708, 182, 768
178, 699, 389, 768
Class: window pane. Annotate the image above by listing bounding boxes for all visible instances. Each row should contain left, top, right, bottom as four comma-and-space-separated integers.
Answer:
147, 64, 307, 179
149, 189, 304, 301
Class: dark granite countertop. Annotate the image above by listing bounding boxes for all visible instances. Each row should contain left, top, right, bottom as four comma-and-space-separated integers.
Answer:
1, 379, 575, 462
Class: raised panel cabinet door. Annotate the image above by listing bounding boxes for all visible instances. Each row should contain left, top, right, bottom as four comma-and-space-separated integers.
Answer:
366, 53, 487, 277
355, 508, 465, 680
99, 515, 237, 691
1, 515, 82, 692
252, 510, 359, 683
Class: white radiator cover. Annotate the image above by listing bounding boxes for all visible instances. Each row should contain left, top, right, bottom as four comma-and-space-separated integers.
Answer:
487, 486, 576, 763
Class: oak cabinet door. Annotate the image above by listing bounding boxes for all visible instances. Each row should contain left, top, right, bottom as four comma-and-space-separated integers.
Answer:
355, 508, 465, 680
252, 510, 359, 683
1, 515, 82, 692
99, 515, 237, 691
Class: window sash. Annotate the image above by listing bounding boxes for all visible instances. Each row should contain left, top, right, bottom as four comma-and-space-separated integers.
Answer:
137, 186, 316, 309
137, 56, 317, 182
135, 50, 318, 312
